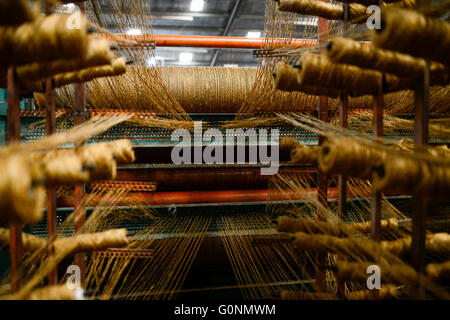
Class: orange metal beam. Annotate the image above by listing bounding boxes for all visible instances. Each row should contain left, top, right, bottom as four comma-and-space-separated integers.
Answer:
98, 33, 317, 49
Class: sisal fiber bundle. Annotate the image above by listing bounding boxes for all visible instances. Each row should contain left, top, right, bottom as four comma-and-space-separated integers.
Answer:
373, 155, 450, 197
0, 155, 46, 225
39, 152, 91, 186
26, 57, 127, 92
0, 12, 89, 67
77, 143, 117, 181
106, 139, 135, 165
352, 218, 399, 234
290, 144, 319, 165
345, 286, 399, 300
160, 66, 256, 113
0, 0, 39, 26
273, 61, 340, 97
51, 228, 128, 257
291, 232, 384, 259
53, 57, 127, 87
381, 233, 450, 256
16, 38, 116, 82
297, 53, 414, 96
276, 0, 367, 22
277, 216, 398, 236
426, 261, 450, 282
26, 285, 81, 300
327, 37, 448, 84
318, 138, 400, 178
373, 8, 450, 66
0, 228, 46, 252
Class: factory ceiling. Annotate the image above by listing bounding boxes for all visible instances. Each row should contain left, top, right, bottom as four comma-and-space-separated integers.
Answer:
90, 0, 315, 67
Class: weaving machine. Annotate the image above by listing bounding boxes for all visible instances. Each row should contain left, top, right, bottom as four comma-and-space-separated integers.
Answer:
0, 0, 449, 301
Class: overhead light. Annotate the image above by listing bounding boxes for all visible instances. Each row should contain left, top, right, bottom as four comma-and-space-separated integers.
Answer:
60, 3, 78, 13
190, 0, 204, 12
157, 15, 194, 21
127, 28, 142, 36
247, 31, 261, 38
223, 64, 239, 68
147, 57, 156, 66
179, 52, 193, 64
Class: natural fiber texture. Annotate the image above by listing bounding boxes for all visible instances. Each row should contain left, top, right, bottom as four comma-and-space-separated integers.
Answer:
277, 216, 398, 236
273, 61, 340, 97
0, 228, 46, 252
373, 155, 450, 197
0, 154, 46, 225
0, 12, 89, 67
352, 218, 399, 234
318, 137, 409, 178
290, 144, 319, 165
16, 38, 116, 82
297, 53, 414, 96
345, 285, 399, 300
52, 229, 128, 257
381, 233, 450, 256
35, 151, 91, 186
26, 285, 79, 300
77, 143, 117, 181
106, 139, 135, 165
161, 67, 256, 113
373, 8, 450, 66
54, 57, 127, 87
0, 0, 39, 26
277, 0, 367, 21
426, 261, 450, 281
327, 37, 448, 84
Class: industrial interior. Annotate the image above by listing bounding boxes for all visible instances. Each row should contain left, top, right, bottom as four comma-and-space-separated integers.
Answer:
0, 0, 449, 300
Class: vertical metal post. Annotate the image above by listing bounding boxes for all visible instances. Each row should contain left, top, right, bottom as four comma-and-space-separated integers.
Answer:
72, 1, 87, 284
46, 77, 58, 285
371, 74, 383, 243
336, 4, 349, 300
411, 61, 429, 275
316, 4, 329, 292
7, 67, 23, 293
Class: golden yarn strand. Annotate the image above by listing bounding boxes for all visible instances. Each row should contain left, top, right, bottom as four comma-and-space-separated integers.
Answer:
327, 37, 448, 84
297, 53, 414, 96
373, 7, 450, 66
0, 12, 89, 67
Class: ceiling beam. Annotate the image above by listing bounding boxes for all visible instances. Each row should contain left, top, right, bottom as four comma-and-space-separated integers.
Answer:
210, 0, 244, 66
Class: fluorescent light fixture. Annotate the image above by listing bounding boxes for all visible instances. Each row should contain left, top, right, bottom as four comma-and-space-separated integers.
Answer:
223, 64, 239, 68
126, 28, 142, 36
247, 31, 261, 38
179, 52, 193, 64
157, 15, 194, 21
191, 0, 204, 12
